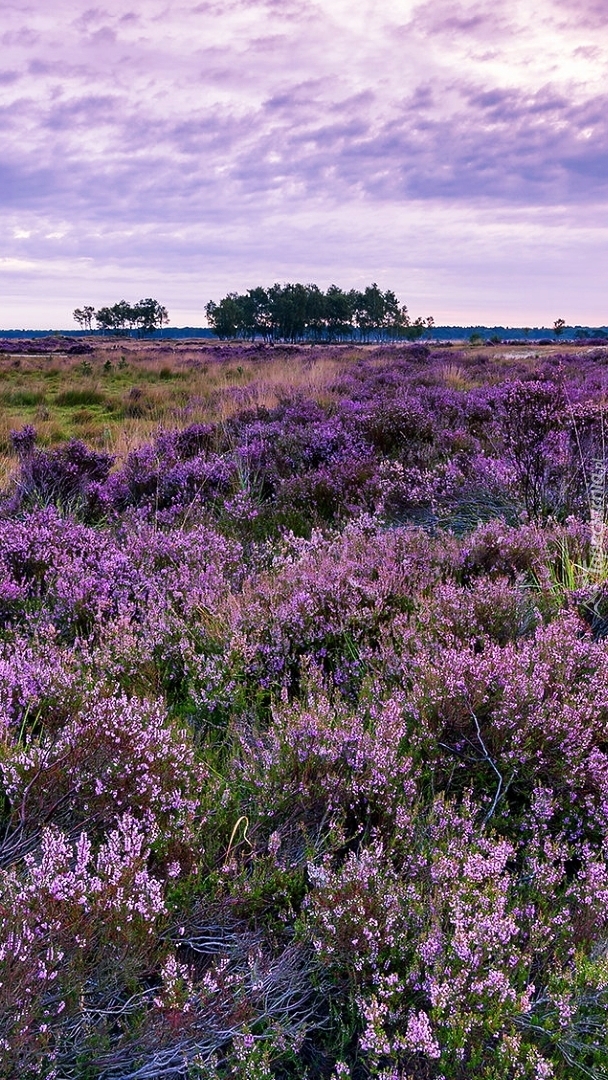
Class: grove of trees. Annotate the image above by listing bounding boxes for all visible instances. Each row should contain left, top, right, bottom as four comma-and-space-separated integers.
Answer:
73, 299, 169, 336
205, 282, 434, 343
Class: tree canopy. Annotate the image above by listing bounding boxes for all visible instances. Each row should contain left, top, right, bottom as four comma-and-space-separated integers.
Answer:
73, 300, 169, 336
205, 283, 434, 343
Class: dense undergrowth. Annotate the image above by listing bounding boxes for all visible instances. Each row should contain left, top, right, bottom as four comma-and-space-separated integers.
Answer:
3, 343, 608, 1077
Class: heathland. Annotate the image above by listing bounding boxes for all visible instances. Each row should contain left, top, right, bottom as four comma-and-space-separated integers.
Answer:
3, 337, 608, 1078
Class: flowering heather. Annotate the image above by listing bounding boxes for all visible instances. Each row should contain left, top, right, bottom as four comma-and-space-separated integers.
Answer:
3, 342, 608, 1076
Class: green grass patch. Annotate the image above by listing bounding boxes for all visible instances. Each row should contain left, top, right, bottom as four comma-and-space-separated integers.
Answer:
55, 388, 109, 408
0, 389, 47, 407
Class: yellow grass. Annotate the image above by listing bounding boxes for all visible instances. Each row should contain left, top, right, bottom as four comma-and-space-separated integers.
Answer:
0, 338, 602, 467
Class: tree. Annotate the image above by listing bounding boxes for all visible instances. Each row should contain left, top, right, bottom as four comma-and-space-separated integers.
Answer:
133, 298, 169, 336
404, 316, 429, 342
205, 281, 433, 345
113, 300, 134, 333
205, 295, 242, 339
236, 293, 259, 340
325, 285, 352, 341
304, 283, 326, 340
270, 282, 310, 343
73, 305, 95, 332
382, 289, 401, 340
94, 299, 169, 336
95, 306, 120, 333
352, 283, 386, 341
94, 301, 132, 335
553, 318, 566, 338
351, 289, 366, 338
246, 287, 273, 341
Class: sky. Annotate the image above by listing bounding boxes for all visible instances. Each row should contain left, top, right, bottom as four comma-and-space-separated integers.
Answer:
1, 0, 607, 329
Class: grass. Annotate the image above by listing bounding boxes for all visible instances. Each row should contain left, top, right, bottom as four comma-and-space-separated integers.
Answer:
0, 342, 346, 458
54, 388, 109, 408
0, 338, 604, 462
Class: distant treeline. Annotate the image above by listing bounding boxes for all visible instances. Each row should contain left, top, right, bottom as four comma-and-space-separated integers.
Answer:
205, 282, 434, 342
454, 326, 608, 344
0, 328, 214, 340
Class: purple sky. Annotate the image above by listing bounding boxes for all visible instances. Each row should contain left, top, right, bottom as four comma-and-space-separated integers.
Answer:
1, 0, 607, 328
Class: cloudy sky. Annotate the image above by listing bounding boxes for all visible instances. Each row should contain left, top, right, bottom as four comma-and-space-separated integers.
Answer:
1, 0, 607, 328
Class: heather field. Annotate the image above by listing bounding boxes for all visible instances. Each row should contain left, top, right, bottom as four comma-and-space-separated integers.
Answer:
5, 339, 608, 1079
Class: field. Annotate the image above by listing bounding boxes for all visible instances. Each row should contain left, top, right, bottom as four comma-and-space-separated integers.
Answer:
3, 337, 608, 1078
0, 339, 348, 458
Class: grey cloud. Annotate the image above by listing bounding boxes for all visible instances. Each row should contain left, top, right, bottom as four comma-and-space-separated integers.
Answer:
573, 44, 603, 59
0, 162, 59, 206
408, 0, 509, 40
551, 0, 607, 28
29, 59, 58, 75
88, 26, 118, 45
436, 12, 495, 33
4, 67, 606, 232
42, 94, 120, 131
73, 7, 112, 30
1, 28, 40, 47
189, 2, 242, 14
264, 83, 372, 123
0, 96, 38, 132
244, 34, 293, 56
409, 86, 434, 109
190, 0, 306, 16
72, 7, 137, 41
465, 85, 570, 121
25, 57, 89, 80
3, 42, 607, 233
226, 77, 608, 208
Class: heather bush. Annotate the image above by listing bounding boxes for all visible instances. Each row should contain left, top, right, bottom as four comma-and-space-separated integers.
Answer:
10, 424, 38, 459
303, 793, 608, 1079
15, 439, 114, 508
0, 815, 167, 1074
1, 695, 205, 849
223, 519, 449, 700
0, 631, 87, 738
3, 344, 608, 1077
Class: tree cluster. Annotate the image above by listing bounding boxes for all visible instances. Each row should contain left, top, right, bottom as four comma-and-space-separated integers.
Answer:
73, 299, 169, 336
205, 282, 434, 343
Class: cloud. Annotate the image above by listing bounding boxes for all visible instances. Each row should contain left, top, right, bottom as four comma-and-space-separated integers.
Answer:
409, 0, 508, 39
551, 0, 606, 28
0, 0, 607, 327
42, 94, 120, 132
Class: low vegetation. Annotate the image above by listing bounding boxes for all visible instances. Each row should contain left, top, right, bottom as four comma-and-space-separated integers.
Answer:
2, 339, 608, 1077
